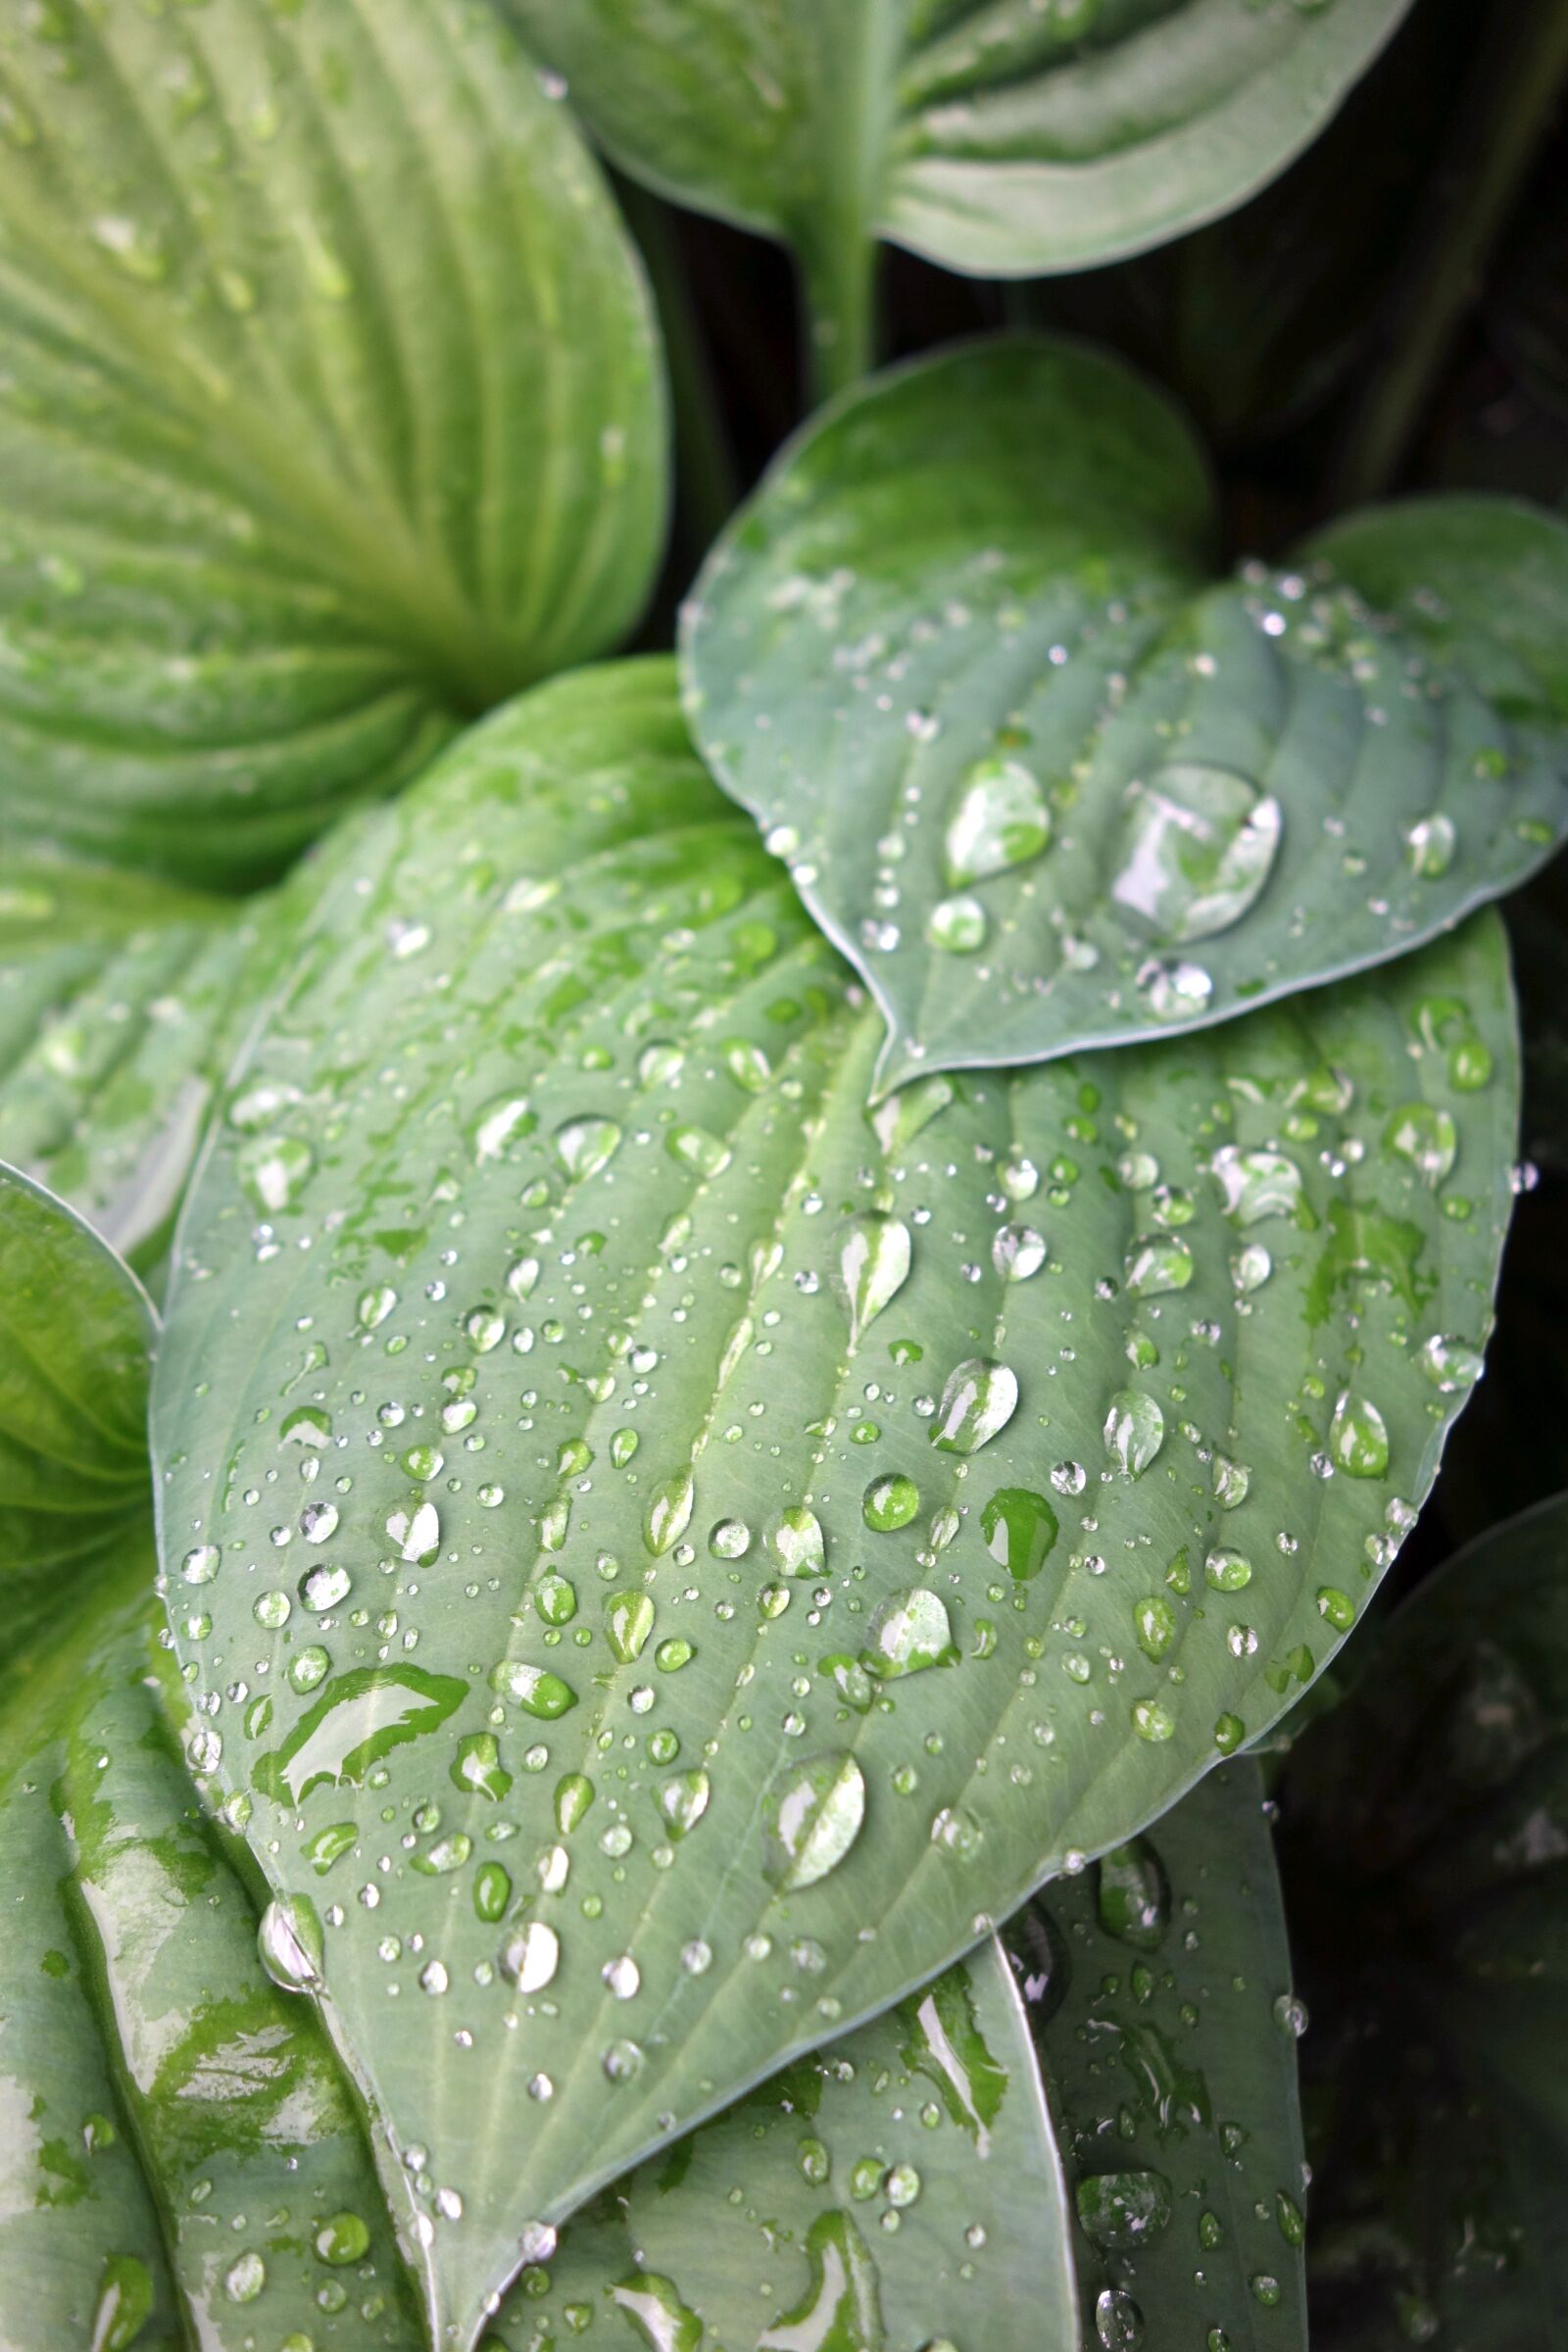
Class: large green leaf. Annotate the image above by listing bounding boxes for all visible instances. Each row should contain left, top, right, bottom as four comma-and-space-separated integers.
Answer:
0, 1162, 153, 1663
682, 338, 1568, 1091
1016, 1758, 1308, 2352
504, 0, 1410, 384
1284, 1491, 1568, 2350
153, 656, 1516, 2349
0, 854, 262, 1267
0, 0, 666, 886
500, 1933, 1075, 2350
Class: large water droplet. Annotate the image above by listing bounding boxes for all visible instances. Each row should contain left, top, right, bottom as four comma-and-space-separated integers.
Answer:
1096, 1837, 1169, 1949
925, 893, 987, 954
944, 756, 1052, 884
554, 1114, 622, 1180
500, 1920, 560, 1993
1329, 1390, 1390, 1478
863, 1473, 919, 1532
994, 1222, 1046, 1281
1111, 762, 1281, 942
258, 1893, 324, 1992
931, 1356, 1017, 1453
1384, 1102, 1457, 1187
1124, 1235, 1194, 1297
981, 1487, 1058, 1582
762, 1752, 866, 1890
1102, 1391, 1164, 1476
766, 1503, 826, 1576
659, 1769, 710, 1839
237, 1133, 315, 1213
1097, 2287, 1146, 2351
860, 1587, 954, 1679
645, 1469, 695, 1555
833, 1212, 911, 1348
1418, 1333, 1484, 1392
1211, 1144, 1301, 1223
607, 1591, 656, 1664
1403, 812, 1456, 877
1076, 2168, 1174, 2249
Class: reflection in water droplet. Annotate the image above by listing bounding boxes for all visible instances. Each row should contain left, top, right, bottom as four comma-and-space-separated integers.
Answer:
1096, 1838, 1169, 1949
766, 1503, 826, 1575
981, 1486, 1058, 1582
1136, 956, 1214, 1020
91, 2255, 154, 2352
944, 756, 1052, 885
1111, 762, 1282, 942
926, 893, 987, 953
1102, 1391, 1164, 1476
931, 1356, 1017, 1453
554, 1114, 622, 1180
1076, 2168, 1174, 2248
863, 1473, 919, 1532
994, 1221, 1046, 1281
1384, 1102, 1457, 1187
762, 1752, 865, 1890
237, 1132, 315, 1213
1329, 1390, 1390, 1478
1124, 1235, 1194, 1297
258, 1894, 324, 1992
861, 1587, 954, 1679
645, 1469, 695, 1554
1403, 811, 1456, 876
1097, 2286, 1147, 2350
660, 1769, 710, 1838
1418, 1333, 1483, 1392
1211, 1144, 1301, 1223
833, 1212, 912, 1348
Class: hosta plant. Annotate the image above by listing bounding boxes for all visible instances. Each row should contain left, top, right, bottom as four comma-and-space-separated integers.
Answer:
2, 3, 1565, 2349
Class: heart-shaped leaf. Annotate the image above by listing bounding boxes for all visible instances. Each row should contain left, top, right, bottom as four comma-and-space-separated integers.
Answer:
154, 657, 1516, 2348
0, 0, 666, 886
1017, 1758, 1308, 2352
0, 1162, 154, 1663
504, 0, 1411, 384
1284, 1490, 1568, 2348
682, 338, 1568, 1091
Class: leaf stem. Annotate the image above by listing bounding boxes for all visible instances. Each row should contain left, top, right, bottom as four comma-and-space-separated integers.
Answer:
1332, 0, 1568, 507
799, 0, 901, 407
803, 227, 882, 406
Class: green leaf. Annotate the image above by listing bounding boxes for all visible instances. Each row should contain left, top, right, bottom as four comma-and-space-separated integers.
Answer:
153, 656, 1516, 2348
0, 1161, 154, 1663
1020, 1759, 1308, 2352
0, 1564, 432, 2346
1284, 1490, 1568, 2349
502, 0, 1413, 309
0, 853, 264, 1267
681, 338, 1568, 1091
495, 1934, 1075, 2349
0, 0, 666, 886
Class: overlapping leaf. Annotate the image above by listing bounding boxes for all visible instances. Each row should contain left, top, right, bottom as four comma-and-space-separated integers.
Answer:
505, 0, 1412, 326
0, 855, 270, 1268
1284, 1490, 1568, 2349
0, 1162, 153, 1663
1023, 1758, 1308, 2352
0, 0, 666, 885
682, 338, 1568, 1089
154, 657, 1516, 2349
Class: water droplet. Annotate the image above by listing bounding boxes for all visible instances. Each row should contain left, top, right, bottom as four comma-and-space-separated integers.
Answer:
1329, 1391, 1390, 1478
926, 893, 987, 953
1112, 762, 1281, 942
1403, 812, 1456, 876
1096, 1838, 1169, 1949
607, 1591, 656, 1664
258, 1894, 324, 1992
667, 1123, 732, 1179
452, 1733, 512, 1801
1385, 1102, 1457, 1187
1096, 2287, 1146, 2350
1204, 1547, 1253, 1591
181, 1544, 220, 1586
224, 2250, 267, 2304
930, 1803, 985, 1862
90, 2256, 154, 2352
861, 1588, 954, 1678
1211, 1145, 1301, 1223
659, 1769, 710, 1838
1273, 1991, 1309, 2038
315, 2210, 369, 2266
603, 1953, 640, 2000
945, 756, 1052, 884
1102, 1391, 1164, 1476
554, 1115, 621, 1180
833, 1213, 911, 1348
931, 1357, 1017, 1453
493, 1662, 578, 1719
994, 1222, 1046, 1280
1124, 1235, 1194, 1296
1076, 2168, 1174, 2248
762, 1752, 866, 1890
500, 1919, 561, 1992
386, 1498, 440, 1564
237, 1133, 315, 1213
1418, 1333, 1483, 1392
766, 1504, 826, 1576
981, 1487, 1058, 1582
863, 1473, 919, 1532
646, 1469, 695, 1555
1135, 956, 1214, 1020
